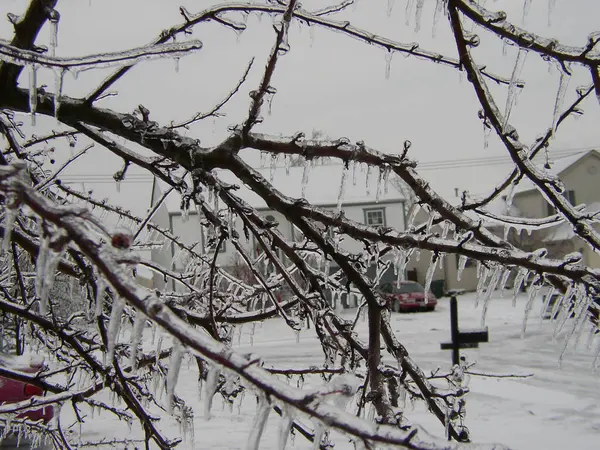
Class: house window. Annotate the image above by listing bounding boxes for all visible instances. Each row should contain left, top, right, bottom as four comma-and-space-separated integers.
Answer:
364, 208, 386, 227
546, 190, 575, 216
203, 226, 226, 253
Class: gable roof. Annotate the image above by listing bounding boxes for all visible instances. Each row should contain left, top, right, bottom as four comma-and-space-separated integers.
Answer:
515, 149, 600, 194
161, 164, 405, 213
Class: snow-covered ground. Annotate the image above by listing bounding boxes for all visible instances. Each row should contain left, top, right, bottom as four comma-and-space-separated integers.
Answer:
4, 291, 600, 449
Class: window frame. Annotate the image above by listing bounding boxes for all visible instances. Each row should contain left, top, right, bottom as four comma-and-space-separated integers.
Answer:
363, 207, 387, 227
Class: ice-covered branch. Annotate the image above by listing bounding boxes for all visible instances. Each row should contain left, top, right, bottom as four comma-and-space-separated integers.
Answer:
448, 3, 600, 258
0, 39, 202, 71
453, 0, 600, 68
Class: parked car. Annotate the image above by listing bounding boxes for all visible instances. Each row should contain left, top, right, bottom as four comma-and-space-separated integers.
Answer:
0, 352, 54, 423
378, 281, 437, 312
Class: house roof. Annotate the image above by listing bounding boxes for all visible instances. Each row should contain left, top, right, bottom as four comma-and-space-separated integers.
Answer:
515, 149, 600, 194
542, 201, 600, 242
161, 164, 406, 213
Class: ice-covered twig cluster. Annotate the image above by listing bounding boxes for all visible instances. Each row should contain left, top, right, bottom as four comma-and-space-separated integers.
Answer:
0, 0, 599, 448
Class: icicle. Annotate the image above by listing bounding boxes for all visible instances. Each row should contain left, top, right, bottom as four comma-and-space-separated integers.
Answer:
95, 277, 106, 316
204, 364, 221, 419
337, 166, 348, 211
312, 421, 325, 450
512, 268, 527, 306
351, 160, 358, 186
384, 50, 393, 80
49, 14, 59, 56
559, 294, 589, 365
28, 65, 38, 126
547, 0, 557, 26
34, 235, 50, 312
129, 310, 146, 371
503, 49, 528, 132
246, 394, 271, 450
375, 168, 384, 203
269, 153, 277, 184
423, 256, 436, 303
405, 0, 415, 26
301, 158, 310, 198
522, 0, 532, 24
365, 164, 371, 196
521, 280, 541, 337
499, 267, 511, 293
414, 0, 425, 32
482, 117, 492, 149
278, 406, 295, 450
475, 265, 489, 307
39, 248, 64, 315
1, 199, 17, 255
432, 0, 446, 38
481, 266, 501, 325
406, 203, 421, 229
106, 296, 125, 364
174, 57, 180, 73
166, 340, 184, 414
551, 67, 570, 133
52, 69, 65, 118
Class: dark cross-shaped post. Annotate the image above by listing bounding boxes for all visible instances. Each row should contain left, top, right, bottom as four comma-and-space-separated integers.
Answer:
441, 295, 489, 365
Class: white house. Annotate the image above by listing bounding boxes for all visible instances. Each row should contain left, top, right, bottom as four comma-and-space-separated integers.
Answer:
148, 163, 407, 290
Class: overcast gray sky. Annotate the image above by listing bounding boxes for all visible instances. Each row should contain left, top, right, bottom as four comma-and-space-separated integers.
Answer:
1, 0, 599, 214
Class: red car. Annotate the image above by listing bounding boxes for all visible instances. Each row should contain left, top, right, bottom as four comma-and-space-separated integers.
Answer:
379, 281, 437, 312
0, 352, 54, 423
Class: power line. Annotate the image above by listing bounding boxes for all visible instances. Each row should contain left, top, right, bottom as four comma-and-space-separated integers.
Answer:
54, 146, 597, 183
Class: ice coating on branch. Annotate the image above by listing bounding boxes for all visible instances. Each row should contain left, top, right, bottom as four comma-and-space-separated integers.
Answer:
246, 394, 271, 450
28, 65, 37, 126
106, 296, 125, 364
128, 309, 146, 372
503, 48, 528, 132
337, 165, 348, 211
204, 364, 221, 419
166, 339, 184, 414
278, 405, 295, 450
521, 280, 541, 337
552, 67, 570, 133
414, 0, 425, 32
0, 40, 203, 72
384, 50, 392, 80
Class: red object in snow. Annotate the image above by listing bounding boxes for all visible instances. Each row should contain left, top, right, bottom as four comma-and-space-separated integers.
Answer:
379, 281, 437, 313
0, 353, 54, 423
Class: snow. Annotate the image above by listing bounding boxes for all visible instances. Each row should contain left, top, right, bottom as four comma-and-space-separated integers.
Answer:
13, 291, 600, 450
